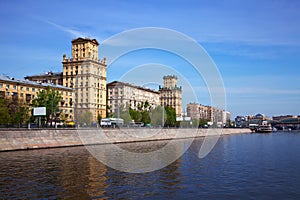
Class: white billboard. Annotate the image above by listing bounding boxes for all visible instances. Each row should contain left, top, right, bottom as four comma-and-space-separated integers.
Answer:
176, 116, 183, 121
176, 117, 191, 121
33, 107, 46, 116
184, 117, 191, 121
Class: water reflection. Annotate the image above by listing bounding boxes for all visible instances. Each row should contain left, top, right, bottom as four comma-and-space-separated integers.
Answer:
0, 138, 198, 199
87, 138, 192, 173
1, 133, 300, 199
0, 147, 108, 199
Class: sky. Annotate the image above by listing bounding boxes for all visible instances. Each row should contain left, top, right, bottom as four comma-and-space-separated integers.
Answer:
0, 0, 300, 118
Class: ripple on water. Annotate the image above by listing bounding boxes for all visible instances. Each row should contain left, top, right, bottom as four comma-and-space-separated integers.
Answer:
1, 132, 300, 199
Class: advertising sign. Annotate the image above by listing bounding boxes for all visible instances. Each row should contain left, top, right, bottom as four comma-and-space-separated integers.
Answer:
33, 107, 46, 116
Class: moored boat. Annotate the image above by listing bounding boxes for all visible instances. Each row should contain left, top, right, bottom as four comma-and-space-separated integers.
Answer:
250, 120, 273, 133
256, 124, 272, 133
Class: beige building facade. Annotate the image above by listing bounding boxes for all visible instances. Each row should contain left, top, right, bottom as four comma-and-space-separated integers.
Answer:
187, 103, 230, 126
62, 37, 107, 122
187, 103, 209, 120
0, 75, 74, 122
159, 75, 182, 116
107, 81, 160, 116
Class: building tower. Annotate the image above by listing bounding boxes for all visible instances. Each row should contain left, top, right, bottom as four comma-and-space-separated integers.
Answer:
159, 75, 182, 116
62, 37, 107, 123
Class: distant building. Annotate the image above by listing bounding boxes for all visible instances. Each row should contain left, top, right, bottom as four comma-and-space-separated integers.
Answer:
186, 103, 200, 119
207, 106, 224, 125
62, 37, 107, 122
186, 103, 209, 120
24, 71, 63, 85
187, 102, 229, 126
272, 115, 297, 122
0, 75, 74, 122
235, 116, 247, 128
107, 81, 160, 116
187, 103, 230, 126
246, 113, 271, 127
223, 110, 231, 126
159, 75, 182, 116
272, 115, 299, 130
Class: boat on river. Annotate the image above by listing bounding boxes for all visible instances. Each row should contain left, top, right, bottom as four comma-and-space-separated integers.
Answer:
256, 124, 273, 133
250, 120, 272, 133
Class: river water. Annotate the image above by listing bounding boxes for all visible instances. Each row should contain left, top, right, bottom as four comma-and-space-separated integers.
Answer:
1, 132, 300, 199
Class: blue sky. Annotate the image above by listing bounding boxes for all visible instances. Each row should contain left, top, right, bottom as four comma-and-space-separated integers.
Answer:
0, 0, 300, 118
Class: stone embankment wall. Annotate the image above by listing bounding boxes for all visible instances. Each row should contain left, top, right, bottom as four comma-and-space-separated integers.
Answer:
0, 128, 250, 152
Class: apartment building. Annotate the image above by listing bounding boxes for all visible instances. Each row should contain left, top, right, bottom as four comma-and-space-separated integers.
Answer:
24, 71, 63, 85
62, 37, 107, 122
187, 103, 209, 120
0, 75, 74, 122
187, 103, 230, 126
159, 75, 182, 116
107, 81, 160, 115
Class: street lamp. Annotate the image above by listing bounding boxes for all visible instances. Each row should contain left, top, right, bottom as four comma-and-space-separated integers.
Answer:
51, 92, 54, 127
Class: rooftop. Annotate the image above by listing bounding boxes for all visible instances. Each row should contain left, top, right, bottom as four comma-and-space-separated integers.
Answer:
71, 37, 99, 45
0, 75, 72, 91
24, 71, 62, 78
107, 81, 160, 94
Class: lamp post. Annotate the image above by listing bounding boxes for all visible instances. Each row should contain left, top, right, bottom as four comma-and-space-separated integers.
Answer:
51, 92, 54, 127
162, 104, 164, 128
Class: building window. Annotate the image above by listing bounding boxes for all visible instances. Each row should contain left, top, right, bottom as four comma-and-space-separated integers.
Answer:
0, 84, 2, 88
13, 85, 17, 90
26, 87, 29, 91
32, 88, 35, 92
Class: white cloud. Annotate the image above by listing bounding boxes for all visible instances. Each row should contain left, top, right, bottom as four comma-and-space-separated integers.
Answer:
42, 19, 88, 38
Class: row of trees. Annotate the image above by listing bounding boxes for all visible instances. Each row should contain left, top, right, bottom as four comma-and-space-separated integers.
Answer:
109, 101, 178, 127
0, 97, 30, 127
0, 87, 63, 127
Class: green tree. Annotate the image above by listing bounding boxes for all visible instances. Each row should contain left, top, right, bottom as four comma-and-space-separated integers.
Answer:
77, 111, 93, 126
0, 98, 10, 125
150, 106, 164, 126
31, 86, 62, 126
97, 113, 102, 125
165, 106, 176, 127
199, 118, 208, 128
10, 100, 30, 127
106, 105, 112, 118
192, 118, 200, 128
129, 108, 142, 122
118, 109, 132, 125
226, 119, 231, 128
141, 110, 151, 124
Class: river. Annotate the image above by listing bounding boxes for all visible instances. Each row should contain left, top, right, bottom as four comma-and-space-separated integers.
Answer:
1, 132, 300, 199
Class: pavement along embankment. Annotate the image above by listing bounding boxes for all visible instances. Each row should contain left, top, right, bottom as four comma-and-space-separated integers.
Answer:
0, 128, 251, 152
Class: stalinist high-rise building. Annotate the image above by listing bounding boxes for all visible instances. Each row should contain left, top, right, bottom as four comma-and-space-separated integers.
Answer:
159, 75, 182, 116
62, 37, 107, 123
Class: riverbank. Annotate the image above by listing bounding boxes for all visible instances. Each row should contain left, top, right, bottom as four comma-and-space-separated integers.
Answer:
0, 128, 250, 152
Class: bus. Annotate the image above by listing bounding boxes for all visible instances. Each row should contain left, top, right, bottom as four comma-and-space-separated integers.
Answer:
100, 118, 124, 128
